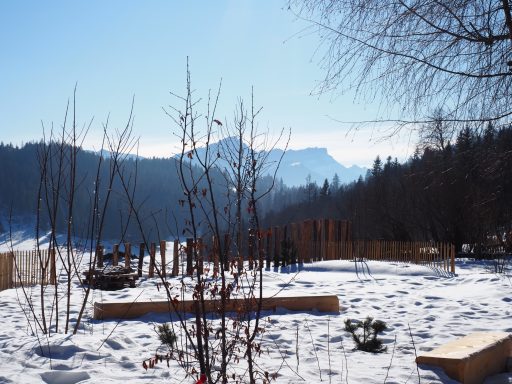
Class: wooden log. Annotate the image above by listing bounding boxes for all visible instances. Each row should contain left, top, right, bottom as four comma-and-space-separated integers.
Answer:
160, 240, 166, 278
172, 240, 179, 277
93, 294, 341, 320
416, 332, 512, 384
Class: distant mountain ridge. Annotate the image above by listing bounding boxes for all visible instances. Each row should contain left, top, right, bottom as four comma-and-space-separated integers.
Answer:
188, 138, 366, 187
266, 147, 366, 187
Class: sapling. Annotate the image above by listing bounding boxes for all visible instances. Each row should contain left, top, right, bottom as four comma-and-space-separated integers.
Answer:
157, 323, 177, 349
344, 316, 387, 353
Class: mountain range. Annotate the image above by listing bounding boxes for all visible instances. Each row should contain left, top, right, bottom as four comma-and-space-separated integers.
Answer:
184, 138, 366, 187
265, 147, 366, 187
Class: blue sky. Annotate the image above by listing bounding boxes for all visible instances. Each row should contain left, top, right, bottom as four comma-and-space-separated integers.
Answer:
0, 1, 415, 167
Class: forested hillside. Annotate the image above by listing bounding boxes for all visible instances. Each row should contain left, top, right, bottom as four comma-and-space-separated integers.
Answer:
3, 124, 512, 251
263, 125, 512, 252
0, 142, 279, 242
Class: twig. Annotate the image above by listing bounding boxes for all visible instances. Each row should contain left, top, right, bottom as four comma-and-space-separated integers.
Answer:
97, 290, 144, 351
328, 317, 332, 384
296, 323, 300, 372
304, 319, 323, 381
270, 330, 306, 381
340, 339, 349, 384
407, 323, 421, 384
383, 334, 397, 383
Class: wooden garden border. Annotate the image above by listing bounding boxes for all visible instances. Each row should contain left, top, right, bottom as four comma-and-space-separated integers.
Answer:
93, 295, 340, 320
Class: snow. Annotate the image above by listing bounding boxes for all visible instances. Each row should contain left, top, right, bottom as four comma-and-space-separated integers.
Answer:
0, 238, 511, 383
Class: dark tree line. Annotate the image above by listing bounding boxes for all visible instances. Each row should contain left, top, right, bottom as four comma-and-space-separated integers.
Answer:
0, 141, 278, 242
263, 124, 512, 252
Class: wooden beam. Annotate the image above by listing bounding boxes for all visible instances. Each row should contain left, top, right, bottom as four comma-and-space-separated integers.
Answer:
417, 332, 512, 384
94, 295, 340, 320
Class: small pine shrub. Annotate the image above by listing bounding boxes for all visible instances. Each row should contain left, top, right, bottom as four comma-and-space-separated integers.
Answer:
157, 323, 177, 349
344, 316, 387, 353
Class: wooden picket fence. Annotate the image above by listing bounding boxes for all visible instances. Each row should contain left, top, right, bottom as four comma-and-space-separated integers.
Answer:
177, 219, 455, 274
0, 249, 56, 291
0, 219, 454, 292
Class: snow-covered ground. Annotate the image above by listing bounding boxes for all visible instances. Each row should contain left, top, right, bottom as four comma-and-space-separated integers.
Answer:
0, 233, 511, 383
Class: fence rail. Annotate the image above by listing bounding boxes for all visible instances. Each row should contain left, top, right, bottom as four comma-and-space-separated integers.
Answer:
0, 249, 56, 291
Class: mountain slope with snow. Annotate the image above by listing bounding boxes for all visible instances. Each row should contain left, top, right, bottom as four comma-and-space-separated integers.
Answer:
187, 138, 366, 187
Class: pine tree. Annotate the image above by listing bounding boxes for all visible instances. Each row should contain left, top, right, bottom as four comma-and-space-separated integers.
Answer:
320, 178, 330, 197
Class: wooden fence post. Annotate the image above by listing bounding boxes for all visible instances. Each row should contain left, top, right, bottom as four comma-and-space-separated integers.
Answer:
282, 225, 288, 267
96, 244, 103, 268
160, 240, 167, 278
113, 244, 119, 266
124, 243, 131, 270
236, 232, 243, 274
138, 243, 145, 277
186, 238, 193, 276
273, 227, 280, 267
290, 223, 298, 265
248, 229, 254, 270
304, 220, 312, 263
149, 243, 156, 278
257, 231, 264, 270
50, 247, 56, 285
451, 244, 456, 274
213, 236, 219, 276
197, 238, 204, 275
223, 234, 231, 272
172, 240, 179, 277
265, 230, 271, 269
298, 222, 304, 264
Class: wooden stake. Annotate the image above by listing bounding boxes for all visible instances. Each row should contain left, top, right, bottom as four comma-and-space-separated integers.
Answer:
138, 243, 145, 277
172, 240, 179, 277
124, 243, 131, 270
149, 243, 156, 278
160, 240, 166, 278
186, 238, 193, 276
113, 244, 119, 266
96, 244, 103, 268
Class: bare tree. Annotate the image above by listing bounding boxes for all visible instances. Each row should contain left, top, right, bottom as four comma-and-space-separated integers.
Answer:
418, 108, 455, 151
289, 0, 512, 129
150, 62, 288, 383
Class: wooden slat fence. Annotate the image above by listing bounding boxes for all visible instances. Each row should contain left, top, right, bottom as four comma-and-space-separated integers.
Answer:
0, 249, 56, 291
84, 219, 454, 282
213, 220, 455, 274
